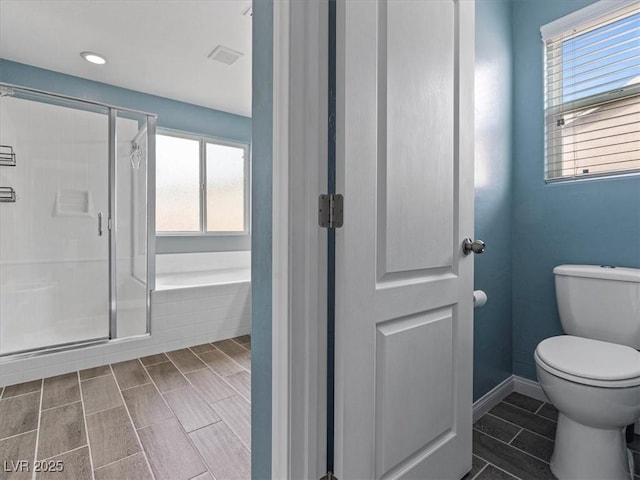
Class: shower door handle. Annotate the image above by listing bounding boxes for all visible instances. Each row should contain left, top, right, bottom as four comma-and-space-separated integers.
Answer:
98, 212, 103, 236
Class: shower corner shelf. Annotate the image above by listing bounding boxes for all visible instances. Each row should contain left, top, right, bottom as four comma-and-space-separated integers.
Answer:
0, 186, 16, 203
0, 145, 16, 167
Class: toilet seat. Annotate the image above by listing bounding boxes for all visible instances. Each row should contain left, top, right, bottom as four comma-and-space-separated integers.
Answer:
535, 335, 640, 388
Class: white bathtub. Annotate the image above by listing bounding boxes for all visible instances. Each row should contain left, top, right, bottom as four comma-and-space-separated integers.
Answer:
156, 267, 250, 290
151, 251, 251, 350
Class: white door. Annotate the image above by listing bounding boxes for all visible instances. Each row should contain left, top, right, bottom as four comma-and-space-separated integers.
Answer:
334, 1, 475, 479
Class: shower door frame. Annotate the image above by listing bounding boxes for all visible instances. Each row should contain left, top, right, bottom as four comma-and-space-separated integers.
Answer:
0, 82, 157, 357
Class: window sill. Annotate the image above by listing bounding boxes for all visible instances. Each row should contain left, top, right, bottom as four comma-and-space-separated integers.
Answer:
545, 170, 640, 186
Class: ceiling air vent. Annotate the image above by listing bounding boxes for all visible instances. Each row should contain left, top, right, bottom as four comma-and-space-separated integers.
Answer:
208, 45, 243, 66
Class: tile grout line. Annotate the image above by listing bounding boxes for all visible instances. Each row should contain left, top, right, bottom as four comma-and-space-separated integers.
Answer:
0, 388, 43, 401
208, 396, 252, 453
41, 398, 83, 413
139, 358, 171, 368
474, 428, 553, 466
79, 372, 112, 382
166, 341, 253, 473
188, 348, 248, 400
230, 336, 250, 346
192, 348, 248, 380
40, 444, 91, 462
510, 423, 558, 445
534, 402, 546, 415
188, 343, 218, 356
30, 379, 44, 480
230, 339, 251, 351
0, 429, 38, 443
93, 451, 146, 473
139, 356, 189, 408
109, 363, 157, 480
503, 401, 561, 427
501, 400, 553, 420
163, 352, 209, 376
206, 366, 244, 403
186, 419, 224, 436
77, 371, 96, 480
482, 411, 556, 441
468, 462, 489, 480
74, 402, 126, 419
118, 380, 153, 392
146, 354, 217, 479
508, 428, 524, 445
199, 341, 252, 453
475, 425, 552, 466
219, 340, 251, 355
474, 455, 521, 480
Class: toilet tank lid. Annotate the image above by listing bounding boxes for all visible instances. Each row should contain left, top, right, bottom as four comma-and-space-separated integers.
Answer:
536, 336, 640, 381
554, 264, 640, 283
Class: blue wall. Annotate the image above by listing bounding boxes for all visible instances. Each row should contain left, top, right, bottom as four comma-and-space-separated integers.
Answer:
251, 0, 272, 477
0, 59, 251, 141
511, 0, 640, 380
473, 0, 515, 400
0, 58, 252, 254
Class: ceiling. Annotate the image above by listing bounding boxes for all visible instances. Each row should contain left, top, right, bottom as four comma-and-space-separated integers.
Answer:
0, 1, 252, 117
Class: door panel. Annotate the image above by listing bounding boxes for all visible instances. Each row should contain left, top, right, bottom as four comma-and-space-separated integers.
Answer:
382, 0, 454, 275
335, 1, 474, 479
375, 308, 454, 474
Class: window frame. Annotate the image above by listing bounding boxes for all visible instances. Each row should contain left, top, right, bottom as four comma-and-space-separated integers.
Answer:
541, 0, 640, 183
155, 128, 251, 236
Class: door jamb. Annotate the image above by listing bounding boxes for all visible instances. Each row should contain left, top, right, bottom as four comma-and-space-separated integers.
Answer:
271, 0, 291, 476
272, 0, 328, 478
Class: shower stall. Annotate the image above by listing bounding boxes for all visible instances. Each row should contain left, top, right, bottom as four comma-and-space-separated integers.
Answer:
0, 84, 156, 357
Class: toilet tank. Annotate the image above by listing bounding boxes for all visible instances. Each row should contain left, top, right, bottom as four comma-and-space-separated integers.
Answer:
554, 265, 640, 349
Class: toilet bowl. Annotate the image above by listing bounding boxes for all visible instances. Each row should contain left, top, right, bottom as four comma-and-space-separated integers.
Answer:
535, 265, 640, 480
535, 336, 640, 480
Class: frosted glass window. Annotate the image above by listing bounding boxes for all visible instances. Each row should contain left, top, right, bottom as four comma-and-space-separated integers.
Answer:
156, 131, 249, 235
156, 134, 200, 232
206, 143, 245, 232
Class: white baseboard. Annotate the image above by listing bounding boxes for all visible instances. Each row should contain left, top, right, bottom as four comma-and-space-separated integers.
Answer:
472, 375, 514, 423
473, 375, 549, 423
513, 375, 549, 403
474, 375, 640, 435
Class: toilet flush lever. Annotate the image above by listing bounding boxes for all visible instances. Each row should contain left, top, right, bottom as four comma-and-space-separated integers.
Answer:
463, 238, 485, 255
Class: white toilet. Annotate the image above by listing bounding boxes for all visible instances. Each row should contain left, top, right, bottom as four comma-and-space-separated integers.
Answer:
535, 264, 640, 480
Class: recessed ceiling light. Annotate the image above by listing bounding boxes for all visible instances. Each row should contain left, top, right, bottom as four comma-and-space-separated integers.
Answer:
80, 52, 107, 65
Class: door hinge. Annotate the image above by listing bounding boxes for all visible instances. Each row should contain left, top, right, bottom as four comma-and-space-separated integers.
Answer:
320, 473, 338, 480
318, 194, 344, 228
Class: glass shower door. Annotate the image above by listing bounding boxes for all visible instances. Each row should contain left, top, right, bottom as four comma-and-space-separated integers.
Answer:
0, 92, 110, 355
115, 111, 152, 338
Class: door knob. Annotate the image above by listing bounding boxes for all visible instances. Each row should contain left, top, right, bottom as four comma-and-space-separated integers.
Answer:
463, 238, 485, 255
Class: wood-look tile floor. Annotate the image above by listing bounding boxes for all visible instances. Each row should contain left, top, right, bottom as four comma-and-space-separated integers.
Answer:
466, 391, 640, 480
0, 335, 251, 480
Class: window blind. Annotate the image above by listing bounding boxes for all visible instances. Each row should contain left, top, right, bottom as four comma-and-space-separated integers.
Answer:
542, 1, 640, 182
